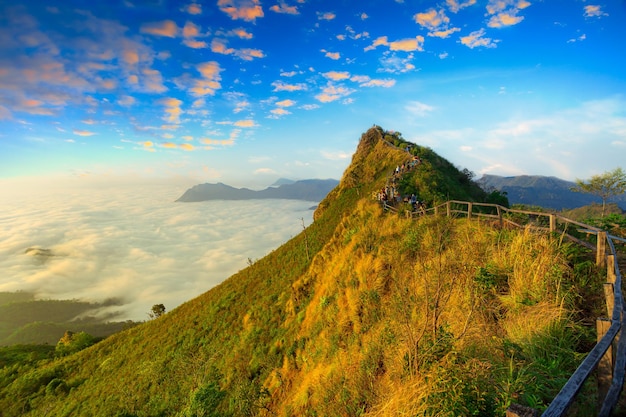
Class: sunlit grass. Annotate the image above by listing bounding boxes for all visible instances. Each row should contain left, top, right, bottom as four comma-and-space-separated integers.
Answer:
0, 127, 605, 417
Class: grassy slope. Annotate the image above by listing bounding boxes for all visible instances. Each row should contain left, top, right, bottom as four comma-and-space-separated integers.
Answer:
0, 128, 603, 416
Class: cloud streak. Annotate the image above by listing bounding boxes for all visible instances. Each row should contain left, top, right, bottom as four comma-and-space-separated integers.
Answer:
365, 35, 425, 52
218, 0, 264, 22
584, 5, 608, 18
460, 29, 498, 48
140, 20, 178, 37
73, 129, 96, 136
270, 1, 299, 15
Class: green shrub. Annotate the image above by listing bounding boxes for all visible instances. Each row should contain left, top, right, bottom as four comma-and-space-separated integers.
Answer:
55, 331, 96, 357
187, 381, 230, 417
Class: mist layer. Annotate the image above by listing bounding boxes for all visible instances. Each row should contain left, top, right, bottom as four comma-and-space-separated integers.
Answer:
0, 184, 314, 321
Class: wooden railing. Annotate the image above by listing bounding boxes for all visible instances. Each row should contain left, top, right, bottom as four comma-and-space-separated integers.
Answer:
393, 199, 626, 416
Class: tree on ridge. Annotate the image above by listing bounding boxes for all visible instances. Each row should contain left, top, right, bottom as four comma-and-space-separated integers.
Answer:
149, 303, 166, 319
571, 167, 626, 217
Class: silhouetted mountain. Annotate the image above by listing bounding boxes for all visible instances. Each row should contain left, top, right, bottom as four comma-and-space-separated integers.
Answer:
175, 179, 339, 202
478, 174, 626, 210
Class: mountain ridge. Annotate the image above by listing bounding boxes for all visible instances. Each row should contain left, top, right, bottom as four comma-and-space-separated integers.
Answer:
478, 173, 626, 210
175, 178, 339, 202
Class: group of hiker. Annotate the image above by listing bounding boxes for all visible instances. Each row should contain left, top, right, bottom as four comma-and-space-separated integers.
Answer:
377, 188, 426, 213
374, 153, 426, 214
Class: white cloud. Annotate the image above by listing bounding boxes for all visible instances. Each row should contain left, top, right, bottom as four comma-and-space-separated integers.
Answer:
117, 95, 136, 107
73, 129, 96, 136
314, 83, 355, 103
567, 34, 586, 43
254, 167, 277, 175
417, 97, 626, 181
460, 28, 498, 48
360, 79, 396, 88
271, 80, 308, 92
321, 150, 351, 160
584, 5, 608, 18
446, 0, 476, 13
405, 101, 434, 116
414, 8, 460, 37
0, 183, 315, 321
378, 53, 417, 74
317, 11, 336, 20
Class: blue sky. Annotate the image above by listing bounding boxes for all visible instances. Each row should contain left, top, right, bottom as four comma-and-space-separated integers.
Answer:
1, 0, 625, 187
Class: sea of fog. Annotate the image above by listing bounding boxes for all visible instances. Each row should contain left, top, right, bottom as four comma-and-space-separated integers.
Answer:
0, 183, 315, 321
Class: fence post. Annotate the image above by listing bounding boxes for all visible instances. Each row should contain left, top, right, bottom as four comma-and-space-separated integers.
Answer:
597, 231, 607, 267
497, 206, 503, 228
607, 255, 616, 284
467, 202, 473, 220
604, 283, 615, 320
446, 201, 451, 217
597, 318, 613, 411
549, 214, 556, 233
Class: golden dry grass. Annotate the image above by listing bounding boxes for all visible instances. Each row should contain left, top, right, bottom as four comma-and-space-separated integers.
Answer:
265, 199, 593, 416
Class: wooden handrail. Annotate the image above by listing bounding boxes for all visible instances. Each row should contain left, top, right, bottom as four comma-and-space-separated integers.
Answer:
596, 235, 624, 417
542, 320, 619, 416
382, 198, 625, 415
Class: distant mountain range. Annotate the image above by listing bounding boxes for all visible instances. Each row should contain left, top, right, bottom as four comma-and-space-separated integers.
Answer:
478, 174, 626, 211
175, 179, 339, 202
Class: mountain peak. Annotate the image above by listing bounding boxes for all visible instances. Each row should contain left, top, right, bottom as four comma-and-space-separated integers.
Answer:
14, 127, 588, 417
270, 178, 296, 187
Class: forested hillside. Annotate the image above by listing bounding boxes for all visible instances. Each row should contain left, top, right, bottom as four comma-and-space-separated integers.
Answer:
0, 127, 604, 416
0, 292, 136, 345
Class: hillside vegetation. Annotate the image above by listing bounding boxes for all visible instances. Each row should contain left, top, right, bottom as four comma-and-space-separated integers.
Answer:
0, 127, 604, 416
0, 292, 137, 345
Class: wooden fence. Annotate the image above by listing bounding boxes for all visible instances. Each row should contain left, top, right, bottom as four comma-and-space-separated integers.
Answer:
388, 199, 626, 416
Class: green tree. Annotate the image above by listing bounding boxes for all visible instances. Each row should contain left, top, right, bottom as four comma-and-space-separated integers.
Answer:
486, 190, 510, 208
571, 168, 626, 217
55, 331, 96, 357
149, 303, 166, 319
